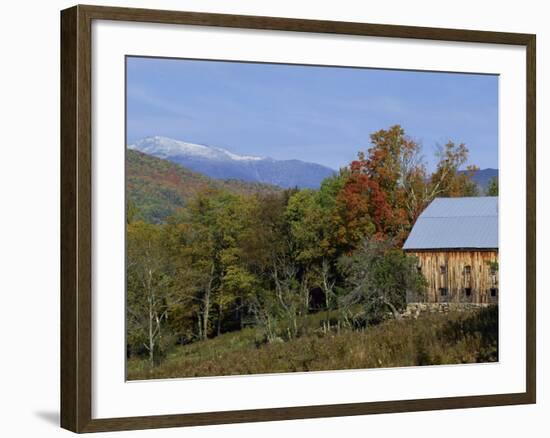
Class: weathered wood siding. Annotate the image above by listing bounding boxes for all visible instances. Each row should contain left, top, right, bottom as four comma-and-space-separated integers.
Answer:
407, 250, 498, 304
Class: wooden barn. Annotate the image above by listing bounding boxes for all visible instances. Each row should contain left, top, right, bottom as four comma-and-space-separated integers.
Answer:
403, 197, 498, 304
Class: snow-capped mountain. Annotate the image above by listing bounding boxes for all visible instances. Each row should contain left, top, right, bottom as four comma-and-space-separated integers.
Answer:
129, 136, 263, 162
128, 136, 335, 189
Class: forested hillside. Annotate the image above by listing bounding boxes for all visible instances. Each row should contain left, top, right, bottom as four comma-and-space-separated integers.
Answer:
127, 149, 282, 223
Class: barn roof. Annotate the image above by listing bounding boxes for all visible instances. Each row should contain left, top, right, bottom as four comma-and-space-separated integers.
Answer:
402, 197, 498, 250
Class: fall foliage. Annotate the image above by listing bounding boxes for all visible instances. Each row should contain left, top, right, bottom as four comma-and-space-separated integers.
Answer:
126, 125, 486, 370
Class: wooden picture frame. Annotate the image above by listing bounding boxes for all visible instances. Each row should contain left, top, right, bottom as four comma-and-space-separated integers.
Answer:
61, 4, 536, 433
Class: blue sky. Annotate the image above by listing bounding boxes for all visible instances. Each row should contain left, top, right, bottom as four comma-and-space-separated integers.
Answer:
126, 57, 498, 171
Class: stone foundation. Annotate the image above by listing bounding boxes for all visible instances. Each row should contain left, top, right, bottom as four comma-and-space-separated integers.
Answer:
401, 302, 492, 319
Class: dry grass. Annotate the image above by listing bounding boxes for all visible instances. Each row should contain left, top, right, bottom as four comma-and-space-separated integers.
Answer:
127, 306, 498, 380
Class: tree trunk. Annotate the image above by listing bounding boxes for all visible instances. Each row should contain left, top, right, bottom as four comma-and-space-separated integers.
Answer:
197, 312, 202, 340
302, 275, 310, 315
147, 269, 155, 368
203, 292, 210, 340
202, 263, 215, 340
320, 259, 335, 332
239, 297, 244, 330
217, 304, 223, 336
147, 296, 156, 367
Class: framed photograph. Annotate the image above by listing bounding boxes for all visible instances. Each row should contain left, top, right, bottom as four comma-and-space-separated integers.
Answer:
60, 4, 536, 433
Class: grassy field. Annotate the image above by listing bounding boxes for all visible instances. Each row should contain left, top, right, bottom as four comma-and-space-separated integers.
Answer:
127, 306, 498, 380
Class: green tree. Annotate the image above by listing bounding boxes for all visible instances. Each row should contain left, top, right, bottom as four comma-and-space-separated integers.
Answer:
171, 190, 228, 339
165, 189, 260, 340
238, 192, 309, 340
286, 187, 342, 330
127, 221, 172, 367
338, 238, 426, 325
486, 176, 499, 196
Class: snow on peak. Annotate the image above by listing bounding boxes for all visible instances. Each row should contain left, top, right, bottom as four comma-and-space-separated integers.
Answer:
216, 148, 263, 161
128, 136, 263, 162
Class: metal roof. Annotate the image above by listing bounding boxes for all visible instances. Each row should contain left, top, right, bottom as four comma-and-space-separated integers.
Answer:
402, 197, 498, 250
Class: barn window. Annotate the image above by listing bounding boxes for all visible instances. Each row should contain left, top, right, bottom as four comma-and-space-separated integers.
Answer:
464, 265, 471, 274
490, 265, 498, 275
439, 265, 447, 275
439, 287, 448, 296
490, 288, 498, 297
464, 288, 472, 297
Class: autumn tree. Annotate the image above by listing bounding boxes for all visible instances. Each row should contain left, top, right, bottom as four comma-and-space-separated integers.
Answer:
359, 128, 481, 231
333, 125, 422, 246
332, 171, 377, 251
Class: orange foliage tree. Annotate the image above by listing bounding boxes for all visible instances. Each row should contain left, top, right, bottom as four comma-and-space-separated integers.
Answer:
333, 125, 421, 248
332, 126, 480, 249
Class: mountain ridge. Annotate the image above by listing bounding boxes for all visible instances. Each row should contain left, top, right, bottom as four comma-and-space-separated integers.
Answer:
128, 136, 335, 189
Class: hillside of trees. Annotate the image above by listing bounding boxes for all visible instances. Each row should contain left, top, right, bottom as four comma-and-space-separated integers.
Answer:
127, 149, 282, 223
126, 125, 499, 376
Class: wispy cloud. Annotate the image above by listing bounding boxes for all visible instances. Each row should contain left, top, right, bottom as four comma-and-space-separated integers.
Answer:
127, 85, 194, 120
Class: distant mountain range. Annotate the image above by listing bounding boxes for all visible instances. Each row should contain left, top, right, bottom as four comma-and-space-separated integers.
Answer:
128, 136, 335, 189
459, 168, 498, 191
127, 137, 498, 222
